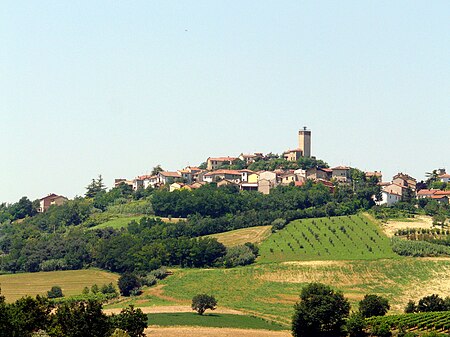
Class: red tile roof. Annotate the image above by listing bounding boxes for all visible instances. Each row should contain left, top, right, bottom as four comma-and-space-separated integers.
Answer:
208, 157, 237, 161
332, 166, 351, 170
159, 171, 181, 177
204, 169, 242, 176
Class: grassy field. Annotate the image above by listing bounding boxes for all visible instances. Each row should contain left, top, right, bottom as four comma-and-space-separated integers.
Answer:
147, 312, 286, 330
0, 269, 119, 302
91, 215, 144, 229
206, 226, 272, 247
142, 257, 450, 325
258, 214, 396, 262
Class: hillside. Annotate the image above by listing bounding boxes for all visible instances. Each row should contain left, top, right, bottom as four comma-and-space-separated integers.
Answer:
258, 214, 396, 262
206, 225, 272, 247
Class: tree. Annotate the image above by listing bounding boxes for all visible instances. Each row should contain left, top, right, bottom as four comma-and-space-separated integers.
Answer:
292, 283, 350, 337
191, 294, 217, 315
85, 175, 106, 198
417, 294, 446, 312
110, 306, 147, 337
358, 294, 390, 318
404, 300, 417, 313
346, 312, 367, 337
110, 329, 130, 337
118, 273, 141, 297
151, 165, 164, 176
47, 286, 64, 299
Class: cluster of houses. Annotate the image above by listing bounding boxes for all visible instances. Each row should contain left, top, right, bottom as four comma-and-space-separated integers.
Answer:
114, 162, 359, 195
376, 169, 450, 206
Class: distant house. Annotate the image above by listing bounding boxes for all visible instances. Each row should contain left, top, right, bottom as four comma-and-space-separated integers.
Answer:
417, 189, 439, 199
258, 171, 277, 184
157, 171, 182, 185
217, 179, 239, 188
238, 153, 264, 165
392, 173, 417, 191
114, 179, 133, 188
283, 148, 303, 162
203, 170, 242, 184
417, 190, 450, 204
178, 166, 202, 184
331, 166, 352, 183
307, 167, 332, 181
239, 169, 255, 183
365, 171, 382, 182
279, 172, 297, 185
383, 183, 408, 197
169, 182, 185, 192
206, 157, 238, 170
38, 194, 68, 213
258, 179, 275, 195
438, 172, 450, 183
375, 190, 401, 206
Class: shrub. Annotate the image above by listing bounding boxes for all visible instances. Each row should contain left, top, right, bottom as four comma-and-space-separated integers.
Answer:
417, 294, 446, 312
141, 275, 157, 287
110, 305, 148, 337
271, 218, 287, 232
346, 312, 367, 337
47, 286, 64, 299
371, 322, 392, 337
110, 329, 130, 337
404, 300, 417, 313
148, 266, 169, 280
191, 294, 217, 315
118, 273, 141, 297
358, 294, 390, 318
222, 245, 256, 267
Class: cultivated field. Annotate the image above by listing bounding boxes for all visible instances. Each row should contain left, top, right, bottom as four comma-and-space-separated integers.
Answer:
206, 225, 272, 246
0, 269, 119, 302
381, 215, 435, 237
91, 215, 186, 230
258, 214, 396, 262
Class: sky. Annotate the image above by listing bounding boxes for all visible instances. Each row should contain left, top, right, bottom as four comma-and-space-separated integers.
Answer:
1, 1, 449, 203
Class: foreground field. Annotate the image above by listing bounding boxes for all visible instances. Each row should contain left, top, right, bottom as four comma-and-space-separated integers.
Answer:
0, 269, 119, 302
206, 225, 272, 246
133, 258, 450, 325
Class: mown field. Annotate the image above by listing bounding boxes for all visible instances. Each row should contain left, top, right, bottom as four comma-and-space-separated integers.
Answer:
0, 269, 119, 302
206, 225, 272, 246
91, 215, 144, 229
259, 214, 397, 262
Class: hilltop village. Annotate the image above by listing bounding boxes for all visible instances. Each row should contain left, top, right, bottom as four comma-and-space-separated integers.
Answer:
107, 128, 450, 208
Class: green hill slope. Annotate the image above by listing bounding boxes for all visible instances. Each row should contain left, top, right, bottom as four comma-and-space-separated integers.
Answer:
258, 214, 396, 263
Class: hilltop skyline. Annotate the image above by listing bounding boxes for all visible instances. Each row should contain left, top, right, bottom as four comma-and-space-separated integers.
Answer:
1, 1, 449, 203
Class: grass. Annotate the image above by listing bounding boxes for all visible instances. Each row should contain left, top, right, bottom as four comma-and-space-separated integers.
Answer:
147, 312, 287, 330
206, 225, 272, 247
258, 214, 397, 262
149, 258, 450, 325
91, 215, 144, 229
0, 269, 119, 302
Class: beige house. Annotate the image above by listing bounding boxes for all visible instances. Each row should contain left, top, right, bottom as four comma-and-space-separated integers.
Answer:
306, 167, 332, 181
258, 171, 277, 184
392, 173, 416, 191
203, 169, 242, 184
383, 183, 408, 197
169, 182, 185, 192
38, 194, 68, 213
158, 171, 182, 185
331, 166, 352, 183
283, 149, 303, 162
365, 171, 382, 182
238, 153, 264, 165
206, 157, 238, 170
217, 179, 240, 188
258, 179, 275, 195
279, 172, 297, 185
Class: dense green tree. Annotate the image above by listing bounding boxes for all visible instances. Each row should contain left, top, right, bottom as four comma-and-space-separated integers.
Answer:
417, 294, 446, 312
85, 175, 106, 198
346, 312, 367, 337
110, 306, 147, 337
292, 283, 350, 337
191, 294, 217, 315
118, 273, 141, 297
47, 286, 64, 299
404, 300, 417, 313
358, 294, 390, 318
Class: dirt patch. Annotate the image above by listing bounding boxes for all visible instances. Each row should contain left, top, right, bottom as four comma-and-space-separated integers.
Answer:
282, 260, 347, 267
146, 284, 185, 304
382, 216, 434, 237
104, 306, 245, 315
145, 327, 291, 337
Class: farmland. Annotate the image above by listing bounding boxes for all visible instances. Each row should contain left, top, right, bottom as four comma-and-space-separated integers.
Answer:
258, 214, 396, 262
206, 225, 272, 246
0, 269, 119, 302
367, 311, 450, 334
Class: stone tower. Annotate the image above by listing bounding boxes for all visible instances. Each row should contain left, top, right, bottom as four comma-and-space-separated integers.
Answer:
298, 127, 311, 158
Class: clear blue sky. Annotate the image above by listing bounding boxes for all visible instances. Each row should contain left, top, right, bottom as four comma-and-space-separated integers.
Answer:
1, 1, 449, 203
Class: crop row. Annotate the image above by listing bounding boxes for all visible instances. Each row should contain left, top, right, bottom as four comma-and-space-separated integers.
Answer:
367, 311, 450, 333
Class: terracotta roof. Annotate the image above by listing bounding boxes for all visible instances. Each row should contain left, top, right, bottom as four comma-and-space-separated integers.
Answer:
366, 171, 382, 176
284, 148, 303, 153
332, 166, 351, 170
238, 169, 255, 173
434, 190, 450, 196
294, 181, 304, 187
431, 195, 449, 199
40, 193, 59, 201
439, 174, 450, 178
382, 190, 401, 197
320, 168, 333, 173
208, 157, 237, 161
159, 171, 181, 177
417, 189, 438, 196
204, 169, 242, 176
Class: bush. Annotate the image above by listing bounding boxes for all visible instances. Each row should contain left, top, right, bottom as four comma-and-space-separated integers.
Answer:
191, 294, 217, 315
371, 322, 391, 337
148, 266, 169, 280
358, 294, 390, 318
271, 218, 287, 232
222, 245, 256, 267
110, 329, 130, 337
47, 286, 64, 299
110, 305, 148, 337
141, 275, 157, 287
404, 300, 417, 313
346, 312, 367, 337
118, 273, 141, 297
417, 294, 447, 312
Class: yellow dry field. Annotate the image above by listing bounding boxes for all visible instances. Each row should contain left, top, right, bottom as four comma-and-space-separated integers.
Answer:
207, 226, 272, 246
382, 215, 434, 237
0, 269, 119, 302
104, 306, 245, 315
145, 327, 291, 337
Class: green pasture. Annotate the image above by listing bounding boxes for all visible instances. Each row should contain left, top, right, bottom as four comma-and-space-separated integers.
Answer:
258, 214, 397, 262
90, 215, 144, 229
147, 312, 286, 330
153, 258, 450, 325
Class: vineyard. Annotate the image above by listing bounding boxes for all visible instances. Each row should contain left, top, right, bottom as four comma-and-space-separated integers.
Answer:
367, 311, 450, 334
258, 214, 396, 262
